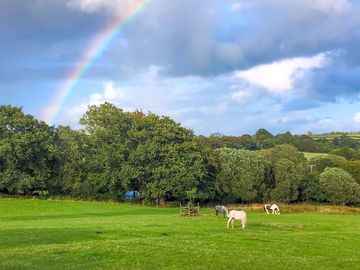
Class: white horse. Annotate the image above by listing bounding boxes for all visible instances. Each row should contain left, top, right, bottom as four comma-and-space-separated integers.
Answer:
227, 210, 247, 229
264, 204, 280, 214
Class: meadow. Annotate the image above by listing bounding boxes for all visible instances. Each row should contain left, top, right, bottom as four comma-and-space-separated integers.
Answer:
301, 152, 330, 160
310, 133, 360, 141
0, 199, 359, 270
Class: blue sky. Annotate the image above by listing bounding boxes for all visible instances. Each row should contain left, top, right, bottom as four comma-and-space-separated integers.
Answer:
1, 0, 360, 135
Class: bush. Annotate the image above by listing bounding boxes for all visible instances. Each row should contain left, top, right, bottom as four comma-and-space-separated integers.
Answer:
270, 158, 301, 203
319, 168, 360, 205
299, 173, 324, 202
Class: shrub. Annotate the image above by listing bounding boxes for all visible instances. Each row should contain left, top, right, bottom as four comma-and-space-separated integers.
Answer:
319, 167, 360, 205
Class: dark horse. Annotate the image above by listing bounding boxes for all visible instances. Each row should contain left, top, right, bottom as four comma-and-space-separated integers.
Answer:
215, 205, 229, 218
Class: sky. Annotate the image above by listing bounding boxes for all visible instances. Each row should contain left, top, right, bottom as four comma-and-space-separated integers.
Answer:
1, 0, 360, 135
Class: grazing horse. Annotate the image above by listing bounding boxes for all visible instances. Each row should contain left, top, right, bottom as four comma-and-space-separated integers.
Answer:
215, 205, 229, 218
227, 210, 247, 229
264, 204, 280, 214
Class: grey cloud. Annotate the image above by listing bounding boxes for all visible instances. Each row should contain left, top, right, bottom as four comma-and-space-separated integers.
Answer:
297, 57, 360, 101
2, 0, 360, 103
103, 0, 360, 76
281, 98, 322, 112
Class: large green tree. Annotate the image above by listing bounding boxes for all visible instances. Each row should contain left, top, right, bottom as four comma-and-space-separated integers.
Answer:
340, 160, 360, 185
79, 103, 133, 200
127, 111, 212, 202
270, 158, 302, 202
319, 167, 360, 205
53, 126, 89, 197
261, 144, 307, 202
0, 106, 55, 195
215, 148, 267, 203
79, 103, 212, 202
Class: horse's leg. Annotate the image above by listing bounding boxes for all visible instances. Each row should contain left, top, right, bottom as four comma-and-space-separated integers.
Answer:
227, 218, 232, 229
231, 219, 234, 229
216, 211, 218, 218
241, 219, 245, 229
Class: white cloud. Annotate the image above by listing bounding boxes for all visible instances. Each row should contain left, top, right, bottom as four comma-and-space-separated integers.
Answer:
63, 82, 128, 126
103, 82, 126, 100
89, 93, 103, 105
311, 0, 350, 16
66, 0, 145, 14
231, 89, 254, 103
316, 118, 337, 128
230, 2, 244, 12
234, 52, 328, 94
61, 66, 223, 132
353, 112, 360, 123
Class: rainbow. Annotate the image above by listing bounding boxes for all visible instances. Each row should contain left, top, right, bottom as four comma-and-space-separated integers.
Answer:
42, 0, 151, 124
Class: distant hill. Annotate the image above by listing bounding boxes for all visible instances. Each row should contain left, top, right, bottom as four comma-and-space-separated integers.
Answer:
310, 132, 360, 141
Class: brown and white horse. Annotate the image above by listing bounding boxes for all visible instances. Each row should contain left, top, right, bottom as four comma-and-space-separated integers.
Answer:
264, 204, 280, 214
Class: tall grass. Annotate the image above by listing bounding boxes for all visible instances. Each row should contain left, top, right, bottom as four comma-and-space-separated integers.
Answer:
225, 203, 360, 214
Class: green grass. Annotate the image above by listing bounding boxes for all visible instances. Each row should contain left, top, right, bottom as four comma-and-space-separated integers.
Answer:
310, 133, 360, 141
0, 199, 359, 270
302, 152, 330, 160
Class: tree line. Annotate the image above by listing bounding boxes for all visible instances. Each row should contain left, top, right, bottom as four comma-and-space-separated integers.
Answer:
198, 129, 360, 159
1, 104, 359, 205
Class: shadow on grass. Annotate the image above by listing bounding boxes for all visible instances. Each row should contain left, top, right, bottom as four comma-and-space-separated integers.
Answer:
1, 209, 175, 222
0, 227, 148, 249
0, 228, 108, 249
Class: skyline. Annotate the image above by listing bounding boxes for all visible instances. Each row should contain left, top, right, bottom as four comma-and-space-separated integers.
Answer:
1, 0, 360, 135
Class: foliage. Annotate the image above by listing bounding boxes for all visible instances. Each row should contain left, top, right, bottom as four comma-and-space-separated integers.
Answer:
308, 154, 346, 173
199, 131, 360, 153
330, 147, 360, 160
319, 167, 360, 205
339, 160, 360, 185
215, 148, 267, 203
0, 106, 56, 195
298, 172, 324, 202
270, 158, 301, 202
1, 104, 359, 205
79, 103, 212, 202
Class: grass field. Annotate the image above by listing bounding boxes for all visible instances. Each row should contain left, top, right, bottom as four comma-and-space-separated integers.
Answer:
0, 199, 359, 270
310, 133, 360, 141
301, 152, 330, 160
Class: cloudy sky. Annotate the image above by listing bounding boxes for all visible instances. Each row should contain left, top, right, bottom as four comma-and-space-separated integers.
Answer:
1, 0, 360, 135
